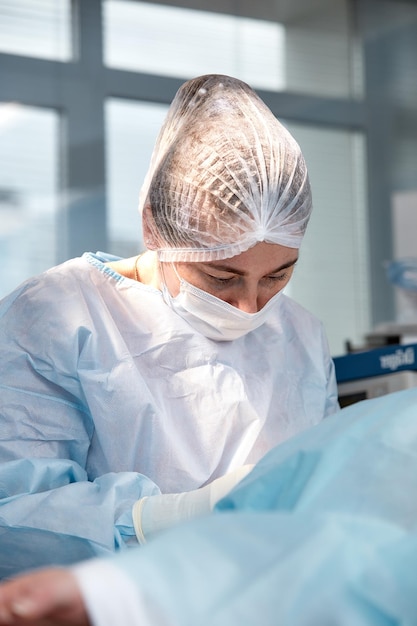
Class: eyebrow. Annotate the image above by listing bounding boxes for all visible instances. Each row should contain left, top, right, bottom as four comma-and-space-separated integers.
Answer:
203, 257, 298, 276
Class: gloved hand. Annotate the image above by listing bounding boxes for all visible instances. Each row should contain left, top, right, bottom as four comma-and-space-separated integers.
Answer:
132, 465, 254, 544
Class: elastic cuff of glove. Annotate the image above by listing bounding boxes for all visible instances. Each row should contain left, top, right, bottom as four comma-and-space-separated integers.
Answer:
132, 497, 149, 545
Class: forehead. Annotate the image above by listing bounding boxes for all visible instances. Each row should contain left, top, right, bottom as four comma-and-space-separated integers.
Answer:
198, 242, 298, 274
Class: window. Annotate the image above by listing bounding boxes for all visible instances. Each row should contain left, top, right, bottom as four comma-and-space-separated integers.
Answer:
0, 0, 72, 61
103, 0, 362, 98
104, 0, 285, 91
105, 98, 169, 257
285, 123, 370, 354
0, 104, 60, 297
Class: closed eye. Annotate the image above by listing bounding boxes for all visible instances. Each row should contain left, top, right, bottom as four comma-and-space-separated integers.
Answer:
260, 274, 287, 287
208, 274, 236, 284
269, 272, 289, 281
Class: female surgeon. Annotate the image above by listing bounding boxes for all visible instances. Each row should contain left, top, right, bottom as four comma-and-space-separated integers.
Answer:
0, 74, 339, 579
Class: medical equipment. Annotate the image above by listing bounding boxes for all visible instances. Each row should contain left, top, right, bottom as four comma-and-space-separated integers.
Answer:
334, 342, 417, 407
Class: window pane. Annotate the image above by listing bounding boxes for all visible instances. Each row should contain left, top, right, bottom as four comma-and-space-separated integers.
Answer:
0, 0, 72, 61
104, 0, 285, 91
0, 104, 60, 297
284, 123, 370, 355
284, 1, 363, 99
104, 0, 362, 98
105, 98, 169, 257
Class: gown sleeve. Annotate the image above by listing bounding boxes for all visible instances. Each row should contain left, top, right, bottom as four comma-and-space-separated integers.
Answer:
0, 274, 159, 580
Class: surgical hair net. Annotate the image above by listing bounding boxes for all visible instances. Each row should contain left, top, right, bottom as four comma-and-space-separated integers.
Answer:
140, 74, 312, 262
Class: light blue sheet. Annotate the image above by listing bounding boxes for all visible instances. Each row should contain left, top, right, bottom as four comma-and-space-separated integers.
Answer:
108, 387, 417, 625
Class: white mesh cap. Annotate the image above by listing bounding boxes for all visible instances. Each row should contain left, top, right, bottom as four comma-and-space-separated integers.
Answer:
140, 74, 312, 262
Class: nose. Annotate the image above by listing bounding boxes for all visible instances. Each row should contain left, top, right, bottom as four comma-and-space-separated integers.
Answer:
228, 287, 260, 314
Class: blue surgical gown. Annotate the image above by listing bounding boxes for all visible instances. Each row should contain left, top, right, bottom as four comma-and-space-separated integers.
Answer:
0, 252, 338, 578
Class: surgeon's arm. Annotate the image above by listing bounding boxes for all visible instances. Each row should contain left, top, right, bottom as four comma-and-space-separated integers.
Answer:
0, 327, 159, 577
0, 469, 254, 626
0, 469, 252, 626
0, 463, 161, 580
0, 283, 160, 579
132, 464, 254, 543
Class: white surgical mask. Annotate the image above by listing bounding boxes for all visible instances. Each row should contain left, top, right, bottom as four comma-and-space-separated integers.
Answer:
161, 265, 283, 341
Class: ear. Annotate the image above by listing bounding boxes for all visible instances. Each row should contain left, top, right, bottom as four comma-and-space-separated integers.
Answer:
141, 202, 158, 249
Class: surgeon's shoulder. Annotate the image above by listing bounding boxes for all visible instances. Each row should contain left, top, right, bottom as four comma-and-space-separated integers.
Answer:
0, 254, 97, 319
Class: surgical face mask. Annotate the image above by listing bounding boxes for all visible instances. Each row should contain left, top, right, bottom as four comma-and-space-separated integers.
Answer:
161, 264, 283, 342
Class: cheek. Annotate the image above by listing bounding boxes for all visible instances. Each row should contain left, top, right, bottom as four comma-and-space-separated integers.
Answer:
168, 279, 181, 297
258, 292, 276, 308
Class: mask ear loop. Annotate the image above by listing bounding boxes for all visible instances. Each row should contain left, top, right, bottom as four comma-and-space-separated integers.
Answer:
159, 260, 182, 298
170, 262, 183, 284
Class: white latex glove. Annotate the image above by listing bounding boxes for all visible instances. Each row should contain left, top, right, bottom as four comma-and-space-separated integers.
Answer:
132, 465, 254, 544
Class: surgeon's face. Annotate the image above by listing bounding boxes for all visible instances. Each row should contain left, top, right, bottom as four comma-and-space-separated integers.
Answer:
161, 242, 298, 313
